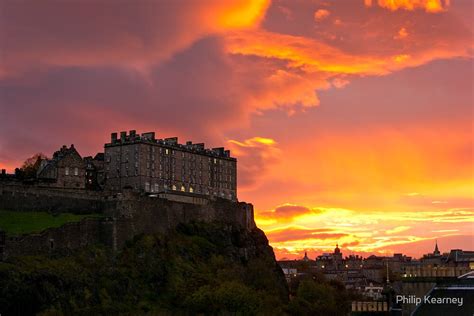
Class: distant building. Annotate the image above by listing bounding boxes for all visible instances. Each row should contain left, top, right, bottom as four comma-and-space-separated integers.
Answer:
445, 249, 474, 268
363, 282, 384, 300
281, 267, 298, 283
37, 145, 86, 189
316, 244, 343, 270
421, 240, 445, 266
302, 251, 311, 262
104, 130, 237, 200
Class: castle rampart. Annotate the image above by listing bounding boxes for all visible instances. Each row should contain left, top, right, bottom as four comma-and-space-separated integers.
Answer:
0, 184, 104, 214
0, 186, 255, 259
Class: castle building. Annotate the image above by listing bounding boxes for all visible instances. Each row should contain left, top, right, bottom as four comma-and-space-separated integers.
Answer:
104, 130, 237, 200
84, 153, 105, 190
37, 144, 86, 189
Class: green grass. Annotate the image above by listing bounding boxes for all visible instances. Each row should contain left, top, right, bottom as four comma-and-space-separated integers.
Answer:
0, 210, 102, 236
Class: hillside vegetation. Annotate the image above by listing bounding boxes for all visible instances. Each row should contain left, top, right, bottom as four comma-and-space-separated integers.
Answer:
0, 222, 351, 315
0, 210, 101, 236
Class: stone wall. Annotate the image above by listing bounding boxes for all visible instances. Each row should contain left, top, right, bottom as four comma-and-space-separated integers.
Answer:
104, 192, 255, 250
4, 218, 109, 258
0, 184, 104, 214
1, 189, 256, 259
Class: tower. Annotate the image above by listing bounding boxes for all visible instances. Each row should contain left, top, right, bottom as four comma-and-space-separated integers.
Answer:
433, 240, 440, 256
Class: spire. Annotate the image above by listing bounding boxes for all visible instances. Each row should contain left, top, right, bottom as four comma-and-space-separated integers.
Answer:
434, 239, 440, 255
334, 243, 341, 254
303, 251, 309, 261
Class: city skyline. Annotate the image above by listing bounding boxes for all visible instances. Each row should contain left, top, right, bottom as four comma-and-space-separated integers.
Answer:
0, 0, 473, 258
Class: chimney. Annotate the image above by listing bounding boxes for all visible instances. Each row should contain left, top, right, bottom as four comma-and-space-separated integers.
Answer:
141, 132, 156, 141
164, 137, 177, 144
129, 130, 136, 138
195, 143, 205, 150
120, 131, 127, 142
70, 144, 75, 149
212, 147, 225, 156
1, 169, 5, 176
111, 132, 118, 143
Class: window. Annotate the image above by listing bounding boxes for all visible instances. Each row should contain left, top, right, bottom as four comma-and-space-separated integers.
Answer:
65, 167, 69, 175
145, 182, 150, 192
172, 184, 177, 190
189, 187, 194, 193
154, 184, 159, 192
181, 185, 185, 192
74, 167, 78, 176
165, 149, 169, 155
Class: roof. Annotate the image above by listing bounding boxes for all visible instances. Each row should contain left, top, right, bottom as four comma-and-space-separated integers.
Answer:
37, 145, 83, 176
412, 271, 474, 315
446, 250, 474, 263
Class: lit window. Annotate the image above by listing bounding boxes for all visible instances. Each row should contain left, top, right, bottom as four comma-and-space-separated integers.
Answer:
165, 149, 169, 155
74, 167, 78, 176
189, 187, 193, 193
181, 186, 185, 192
172, 185, 177, 190
65, 167, 69, 175
145, 182, 150, 192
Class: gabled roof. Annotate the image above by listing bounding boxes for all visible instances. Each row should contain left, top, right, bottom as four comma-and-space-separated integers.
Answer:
37, 145, 83, 176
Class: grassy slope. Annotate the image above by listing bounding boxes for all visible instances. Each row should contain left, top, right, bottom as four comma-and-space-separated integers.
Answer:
0, 210, 101, 236
0, 223, 290, 315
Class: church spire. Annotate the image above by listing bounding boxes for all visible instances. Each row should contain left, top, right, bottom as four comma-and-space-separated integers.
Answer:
434, 239, 440, 256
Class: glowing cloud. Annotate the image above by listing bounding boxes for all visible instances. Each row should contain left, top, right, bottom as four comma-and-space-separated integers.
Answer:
394, 27, 409, 39
364, 0, 450, 13
314, 9, 330, 21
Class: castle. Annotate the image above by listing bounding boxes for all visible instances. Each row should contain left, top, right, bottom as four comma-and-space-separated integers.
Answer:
0, 131, 252, 260
3, 130, 237, 201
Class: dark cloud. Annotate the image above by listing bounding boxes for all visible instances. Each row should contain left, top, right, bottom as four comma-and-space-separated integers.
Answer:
0, 37, 246, 164
258, 204, 324, 220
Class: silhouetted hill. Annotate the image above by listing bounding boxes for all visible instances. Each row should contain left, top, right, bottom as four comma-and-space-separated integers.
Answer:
0, 222, 289, 315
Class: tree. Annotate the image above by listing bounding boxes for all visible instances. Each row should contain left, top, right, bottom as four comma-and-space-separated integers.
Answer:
21, 153, 48, 178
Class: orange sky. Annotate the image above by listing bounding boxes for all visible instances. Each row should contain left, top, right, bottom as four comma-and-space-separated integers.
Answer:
0, 0, 472, 259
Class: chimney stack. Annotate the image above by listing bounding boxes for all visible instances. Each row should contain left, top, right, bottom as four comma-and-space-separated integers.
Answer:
111, 132, 118, 143
120, 131, 127, 142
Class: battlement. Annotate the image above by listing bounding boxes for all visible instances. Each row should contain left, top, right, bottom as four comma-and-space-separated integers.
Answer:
106, 130, 234, 160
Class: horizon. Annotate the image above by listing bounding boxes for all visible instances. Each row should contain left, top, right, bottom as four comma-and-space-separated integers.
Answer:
0, 0, 473, 259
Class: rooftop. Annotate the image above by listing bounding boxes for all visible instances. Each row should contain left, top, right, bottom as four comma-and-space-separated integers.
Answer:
105, 130, 235, 160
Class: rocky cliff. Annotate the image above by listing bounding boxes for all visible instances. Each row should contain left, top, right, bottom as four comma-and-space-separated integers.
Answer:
0, 221, 289, 315
0, 188, 289, 314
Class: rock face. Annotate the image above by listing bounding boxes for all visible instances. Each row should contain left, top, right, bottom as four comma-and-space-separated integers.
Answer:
0, 217, 289, 315
2, 190, 256, 259
1, 186, 289, 314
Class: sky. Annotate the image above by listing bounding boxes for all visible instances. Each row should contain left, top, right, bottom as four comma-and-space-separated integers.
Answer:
0, 0, 472, 259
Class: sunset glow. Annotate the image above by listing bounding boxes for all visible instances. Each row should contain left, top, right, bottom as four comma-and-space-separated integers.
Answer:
0, 0, 472, 259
